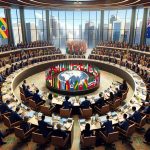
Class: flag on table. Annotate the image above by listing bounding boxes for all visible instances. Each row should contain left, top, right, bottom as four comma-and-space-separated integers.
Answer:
74, 80, 79, 90
0, 18, 8, 39
79, 83, 83, 90
54, 78, 57, 88
57, 79, 61, 89
69, 80, 74, 91
88, 64, 93, 73
66, 80, 70, 91
83, 79, 88, 90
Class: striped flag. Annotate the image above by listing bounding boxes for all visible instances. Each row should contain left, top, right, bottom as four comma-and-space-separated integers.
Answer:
74, 81, 79, 90
0, 18, 8, 39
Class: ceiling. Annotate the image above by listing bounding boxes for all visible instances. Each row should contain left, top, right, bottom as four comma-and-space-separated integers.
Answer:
0, 0, 150, 9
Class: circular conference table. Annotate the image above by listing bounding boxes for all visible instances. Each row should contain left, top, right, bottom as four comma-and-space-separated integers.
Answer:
1, 58, 147, 145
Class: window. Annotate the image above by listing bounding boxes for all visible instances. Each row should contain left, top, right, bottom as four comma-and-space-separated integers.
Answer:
134, 8, 144, 44
24, 9, 47, 42
103, 9, 132, 42
49, 10, 101, 48
11, 8, 22, 44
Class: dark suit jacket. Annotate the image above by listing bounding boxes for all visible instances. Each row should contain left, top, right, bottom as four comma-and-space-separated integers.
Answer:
20, 121, 31, 133
24, 89, 33, 98
131, 111, 142, 123
52, 129, 67, 139
0, 103, 10, 114
38, 120, 52, 137
81, 129, 93, 137
63, 100, 72, 109
95, 97, 105, 108
143, 106, 150, 114
115, 90, 122, 98
33, 93, 42, 103
119, 119, 129, 131
9, 111, 22, 123
103, 120, 113, 134
22, 84, 26, 92
80, 100, 91, 109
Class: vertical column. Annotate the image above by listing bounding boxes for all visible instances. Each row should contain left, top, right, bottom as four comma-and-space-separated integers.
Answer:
5, 9, 14, 45
140, 8, 148, 45
129, 7, 136, 45
46, 10, 50, 43
19, 7, 27, 43
100, 10, 104, 42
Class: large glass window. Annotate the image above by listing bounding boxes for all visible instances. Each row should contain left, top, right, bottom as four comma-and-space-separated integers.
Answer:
11, 8, 22, 44
49, 10, 101, 48
134, 8, 144, 44
146, 8, 150, 46
103, 9, 132, 42
0, 8, 8, 45
24, 9, 47, 43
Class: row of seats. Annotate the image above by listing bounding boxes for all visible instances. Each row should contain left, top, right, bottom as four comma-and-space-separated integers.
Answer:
98, 41, 150, 52
0, 41, 52, 52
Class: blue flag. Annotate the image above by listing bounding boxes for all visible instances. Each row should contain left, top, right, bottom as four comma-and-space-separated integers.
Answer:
146, 20, 150, 38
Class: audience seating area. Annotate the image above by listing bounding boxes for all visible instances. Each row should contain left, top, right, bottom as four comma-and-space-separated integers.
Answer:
0, 42, 150, 150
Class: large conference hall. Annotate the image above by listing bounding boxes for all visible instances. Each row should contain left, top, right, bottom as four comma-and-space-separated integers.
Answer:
0, 0, 150, 150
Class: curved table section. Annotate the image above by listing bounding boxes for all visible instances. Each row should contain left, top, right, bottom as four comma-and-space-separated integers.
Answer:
12, 59, 136, 94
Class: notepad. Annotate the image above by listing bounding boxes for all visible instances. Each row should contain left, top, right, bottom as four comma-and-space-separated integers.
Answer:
61, 118, 67, 123
26, 110, 35, 118
44, 116, 52, 125
111, 111, 117, 117
80, 119, 85, 124
99, 116, 107, 123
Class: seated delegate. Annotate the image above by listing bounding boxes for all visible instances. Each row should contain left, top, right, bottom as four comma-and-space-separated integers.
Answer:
52, 123, 67, 139
95, 93, 105, 108
62, 96, 72, 109
80, 96, 91, 109
38, 115, 53, 137
117, 113, 129, 131
129, 106, 142, 123
101, 115, 114, 135
81, 123, 93, 137
9, 107, 22, 123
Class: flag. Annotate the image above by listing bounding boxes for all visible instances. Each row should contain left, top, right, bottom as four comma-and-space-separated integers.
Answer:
83, 79, 88, 90
79, 83, 83, 90
57, 80, 61, 89
146, 19, 150, 38
66, 47, 68, 53
66, 80, 70, 91
0, 18, 8, 39
74, 80, 79, 90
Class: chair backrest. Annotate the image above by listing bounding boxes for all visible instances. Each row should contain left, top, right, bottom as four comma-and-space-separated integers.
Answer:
139, 115, 147, 127
60, 108, 71, 117
32, 131, 47, 144
107, 131, 119, 143
101, 104, 110, 114
126, 124, 135, 137
82, 136, 96, 147
81, 107, 92, 119
3, 115, 11, 128
51, 136, 65, 147
19, 86, 24, 94
114, 99, 121, 108
20, 92, 26, 102
28, 99, 37, 110
14, 127, 25, 139
122, 92, 127, 100
40, 105, 50, 116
